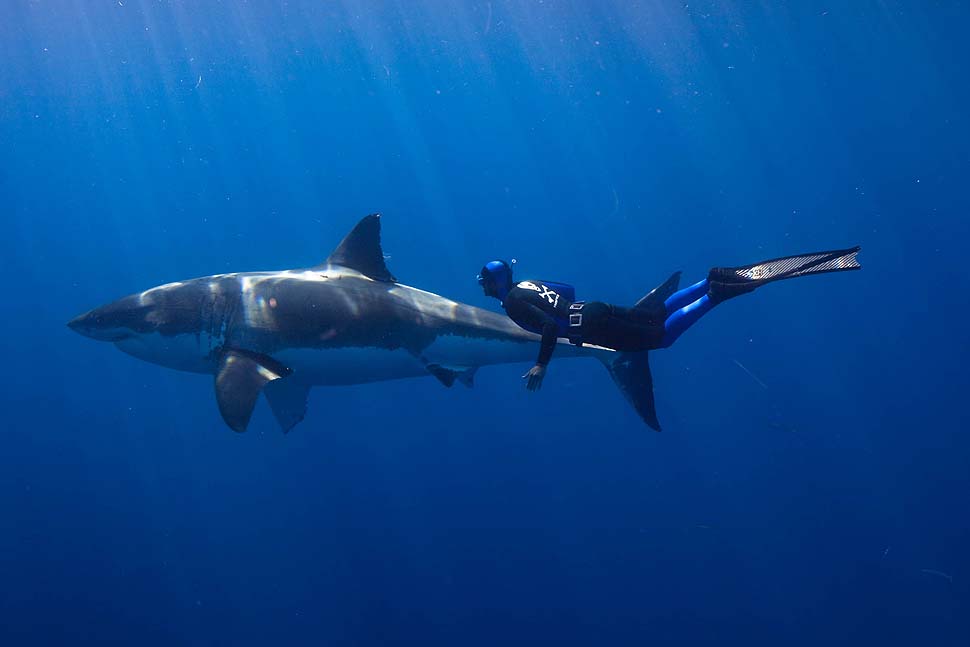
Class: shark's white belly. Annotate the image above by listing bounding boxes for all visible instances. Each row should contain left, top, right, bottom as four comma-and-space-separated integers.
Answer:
113, 326, 605, 387
115, 332, 220, 374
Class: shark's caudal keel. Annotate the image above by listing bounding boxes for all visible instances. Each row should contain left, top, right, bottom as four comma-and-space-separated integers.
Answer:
69, 215, 657, 433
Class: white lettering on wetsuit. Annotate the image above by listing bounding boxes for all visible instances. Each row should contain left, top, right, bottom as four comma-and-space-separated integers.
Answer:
517, 281, 560, 308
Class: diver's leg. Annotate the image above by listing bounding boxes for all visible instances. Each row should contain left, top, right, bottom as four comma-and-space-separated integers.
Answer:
660, 247, 864, 345
659, 293, 716, 348
657, 247, 863, 347
664, 278, 709, 313
645, 278, 716, 348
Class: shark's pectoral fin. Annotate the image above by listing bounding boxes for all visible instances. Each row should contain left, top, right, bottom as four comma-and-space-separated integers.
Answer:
425, 363, 478, 389
263, 378, 311, 433
215, 349, 292, 432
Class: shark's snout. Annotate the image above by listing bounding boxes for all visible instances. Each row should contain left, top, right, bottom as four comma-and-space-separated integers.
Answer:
68, 295, 154, 342
66, 312, 86, 333
67, 308, 132, 341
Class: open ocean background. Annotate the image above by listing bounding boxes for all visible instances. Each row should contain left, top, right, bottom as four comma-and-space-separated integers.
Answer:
2, 1, 968, 645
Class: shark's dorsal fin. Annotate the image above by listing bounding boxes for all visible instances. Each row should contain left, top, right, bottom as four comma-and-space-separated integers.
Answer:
320, 214, 396, 282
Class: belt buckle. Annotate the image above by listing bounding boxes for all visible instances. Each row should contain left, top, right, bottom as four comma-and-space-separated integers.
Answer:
569, 301, 584, 327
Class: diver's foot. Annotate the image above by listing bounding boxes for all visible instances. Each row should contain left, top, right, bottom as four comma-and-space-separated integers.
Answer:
707, 280, 757, 304
706, 268, 759, 304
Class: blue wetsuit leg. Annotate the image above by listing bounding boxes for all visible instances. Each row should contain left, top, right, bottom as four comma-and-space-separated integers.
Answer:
660, 279, 715, 348
664, 278, 709, 312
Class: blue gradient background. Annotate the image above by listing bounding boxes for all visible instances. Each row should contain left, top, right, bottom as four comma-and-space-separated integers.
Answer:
2, 1, 968, 645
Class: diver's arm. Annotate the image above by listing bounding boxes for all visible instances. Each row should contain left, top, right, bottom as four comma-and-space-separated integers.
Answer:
518, 303, 556, 391
521, 320, 555, 391
505, 296, 557, 390
536, 320, 557, 366
509, 300, 559, 366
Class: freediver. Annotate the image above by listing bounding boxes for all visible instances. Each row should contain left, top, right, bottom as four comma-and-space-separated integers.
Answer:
477, 247, 861, 391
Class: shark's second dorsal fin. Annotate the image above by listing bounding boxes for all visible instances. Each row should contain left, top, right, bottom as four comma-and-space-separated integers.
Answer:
320, 214, 396, 282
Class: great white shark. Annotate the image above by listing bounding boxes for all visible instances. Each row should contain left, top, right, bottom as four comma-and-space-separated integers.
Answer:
68, 215, 665, 432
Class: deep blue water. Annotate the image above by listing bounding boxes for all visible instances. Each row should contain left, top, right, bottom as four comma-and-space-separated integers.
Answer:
2, 1, 969, 645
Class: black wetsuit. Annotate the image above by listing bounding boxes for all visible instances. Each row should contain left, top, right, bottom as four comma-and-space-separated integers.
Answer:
503, 280, 666, 366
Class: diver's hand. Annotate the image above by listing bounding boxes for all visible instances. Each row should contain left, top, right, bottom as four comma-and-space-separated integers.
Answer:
523, 364, 547, 391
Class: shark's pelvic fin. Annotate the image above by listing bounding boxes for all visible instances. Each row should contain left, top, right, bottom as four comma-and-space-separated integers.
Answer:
263, 378, 311, 433
321, 213, 397, 282
425, 363, 477, 388
215, 349, 292, 432
456, 366, 477, 388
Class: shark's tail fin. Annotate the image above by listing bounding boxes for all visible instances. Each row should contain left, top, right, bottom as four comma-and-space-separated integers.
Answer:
593, 272, 678, 431
601, 350, 661, 431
